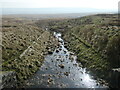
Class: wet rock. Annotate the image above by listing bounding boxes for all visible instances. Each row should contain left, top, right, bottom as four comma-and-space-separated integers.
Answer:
112, 68, 120, 72
69, 56, 74, 61
43, 52, 47, 55
57, 44, 60, 47
60, 59, 64, 62
56, 59, 59, 61
35, 61, 41, 66
78, 63, 82, 67
64, 42, 68, 45
75, 84, 79, 86
58, 39, 63, 43
64, 45, 67, 48
47, 78, 54, 84
56, 49, 59, 53
82, 84, 84, 86
96, 83, 99, 86
48, 74, 52, 77
31, 52, 34, 55
80, 78, 82, 81
58, 74, 63, 78
66, 55, 69, 58
60, 45, 62, 48
59, 48, 62, 51
98, 79, 106, 85
58, 55, 61, 58
69, 52, 74, 55
29, 65, 33, 68
80, 71, 83, 74
46, 47, 50, 50
63, 50, 67, 54
43, 42, 46, 44
64, 72, 69, 76
58, 64, 64, 69
45, 67, 48, 70
73, 64, 77, 67
52, 75, 55, 77
59, 83, 66, 88
48, 50, 53, 54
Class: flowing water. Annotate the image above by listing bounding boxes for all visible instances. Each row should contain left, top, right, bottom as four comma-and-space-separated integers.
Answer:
24, 32, 108, 89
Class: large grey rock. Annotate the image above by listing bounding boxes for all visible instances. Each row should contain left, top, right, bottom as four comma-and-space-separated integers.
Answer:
0, 71, 17, 89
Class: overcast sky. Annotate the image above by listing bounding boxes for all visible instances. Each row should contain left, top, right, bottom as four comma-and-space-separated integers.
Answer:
1, 0, 119, 10
0, 0, 119, 14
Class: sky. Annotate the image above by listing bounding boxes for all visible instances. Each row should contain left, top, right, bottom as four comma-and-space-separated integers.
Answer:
0, 0, 119, 14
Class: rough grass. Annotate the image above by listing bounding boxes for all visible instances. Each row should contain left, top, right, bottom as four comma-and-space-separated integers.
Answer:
2, 17, 58, 84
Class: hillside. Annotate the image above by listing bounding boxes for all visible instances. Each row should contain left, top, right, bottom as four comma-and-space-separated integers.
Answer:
2, 17, 58, 85
1, 14, 120, 88
37, 14, 120, 87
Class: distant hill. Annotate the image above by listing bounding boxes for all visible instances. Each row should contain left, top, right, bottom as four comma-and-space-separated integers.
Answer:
2, 13, 97, 20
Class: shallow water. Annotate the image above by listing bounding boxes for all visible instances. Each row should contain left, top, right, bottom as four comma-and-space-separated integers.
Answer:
24, 32, 108, 88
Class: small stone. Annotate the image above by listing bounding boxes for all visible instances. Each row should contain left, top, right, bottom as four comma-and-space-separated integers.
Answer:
69, 52, 74, 55
48, 74, 52, 77
73, 64, 77, 66
78, 63, 82, 67
56, 59, 59, 61
64, 72, 69, 76
64, 45, 67, 48
56, 49, 59, 53
80, 71, 83, 74
45, 67, 48, 70
63, 50, 67, 54
59, 48, 62, 51
96, 83, 99, 86
46, 47, 50, 50
60, 59, 64, 62
48, 50, 53, 54
28, 65, 33, 68
47, 78, 53, 84
58, 64, 64, 69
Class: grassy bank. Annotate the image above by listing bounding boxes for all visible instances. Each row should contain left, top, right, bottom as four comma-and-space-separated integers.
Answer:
2, 17, 58, 85
63, 14, 120, 69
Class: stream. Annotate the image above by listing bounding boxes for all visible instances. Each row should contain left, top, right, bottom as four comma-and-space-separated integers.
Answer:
24, 32, 108, 89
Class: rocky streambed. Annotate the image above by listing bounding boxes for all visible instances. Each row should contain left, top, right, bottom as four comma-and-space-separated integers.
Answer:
23, 32, 108, 88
